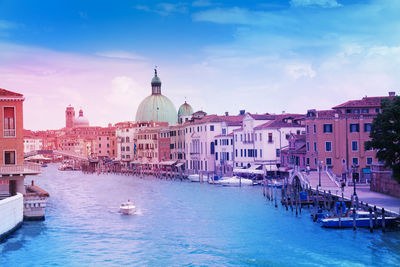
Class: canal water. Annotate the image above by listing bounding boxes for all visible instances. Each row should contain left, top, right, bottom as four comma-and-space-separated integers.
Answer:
1, 165, 399, 266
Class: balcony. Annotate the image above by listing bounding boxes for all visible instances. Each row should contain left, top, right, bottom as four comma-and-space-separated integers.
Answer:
0, 163, 41, 175
3, 129, 16, 137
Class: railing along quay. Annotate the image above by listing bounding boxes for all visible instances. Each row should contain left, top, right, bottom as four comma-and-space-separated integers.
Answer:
263, 179, 400, 232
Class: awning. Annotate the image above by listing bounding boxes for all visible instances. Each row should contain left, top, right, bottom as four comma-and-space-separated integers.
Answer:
25, 155, 52, 161
265, 165, 279, 172
248, 164, 262, 170
159, 160, 176, 166
130, 161, 141, 165
175, 162, 185, 168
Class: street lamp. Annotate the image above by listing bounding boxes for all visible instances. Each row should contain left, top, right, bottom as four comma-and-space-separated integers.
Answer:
318, 160, 323, 187
352, 164, 359, 197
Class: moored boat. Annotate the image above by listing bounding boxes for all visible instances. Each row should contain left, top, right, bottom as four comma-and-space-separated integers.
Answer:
120, 200, 135, 215
23, 181, 50, 221
321, 210, 397, 228
266, 180, 283, 188
187, 174, 200, 182
218, 176, 253, 186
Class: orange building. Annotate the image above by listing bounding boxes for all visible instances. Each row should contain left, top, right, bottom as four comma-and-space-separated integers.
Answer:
1, 88, 40, 195
305, 92, 396, 182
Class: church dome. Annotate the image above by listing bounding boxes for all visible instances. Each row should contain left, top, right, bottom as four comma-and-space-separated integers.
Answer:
74, 109, 89, 127
135, 69, 177, 125
178, 101, 194, 117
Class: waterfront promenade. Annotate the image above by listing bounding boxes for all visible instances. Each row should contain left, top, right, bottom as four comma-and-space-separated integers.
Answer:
307, 171, 400, 216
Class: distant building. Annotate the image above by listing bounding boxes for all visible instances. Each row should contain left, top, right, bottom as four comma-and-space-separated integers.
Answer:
281, 133, 307, 170
65, 106, 89, 129
115, 122, 137, 165
23, 130, 43, 153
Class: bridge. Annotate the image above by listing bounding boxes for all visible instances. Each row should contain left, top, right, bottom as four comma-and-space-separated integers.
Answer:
24, 150, 88, 161
288, 166, 340, 191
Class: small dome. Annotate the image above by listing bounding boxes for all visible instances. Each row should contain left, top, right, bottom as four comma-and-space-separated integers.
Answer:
151, 76, 161, 85
178, 101, 194, 117
74, 109, 89, 127
136, 95, 177, 125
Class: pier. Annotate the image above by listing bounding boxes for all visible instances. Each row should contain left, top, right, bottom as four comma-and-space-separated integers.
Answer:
264, 169, 400, 231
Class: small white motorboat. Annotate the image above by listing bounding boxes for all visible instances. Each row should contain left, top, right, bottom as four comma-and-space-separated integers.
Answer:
188, 174, 200, 182
120, 200, 135, 215
218, 176, 253, 186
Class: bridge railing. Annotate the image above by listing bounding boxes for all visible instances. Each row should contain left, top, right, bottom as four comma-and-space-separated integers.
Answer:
0, 163, 41, 175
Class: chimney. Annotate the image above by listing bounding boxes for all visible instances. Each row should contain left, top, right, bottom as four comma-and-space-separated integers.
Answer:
225, 112, 229, 116
389, 91, 396, 97
239, 110, 245, 115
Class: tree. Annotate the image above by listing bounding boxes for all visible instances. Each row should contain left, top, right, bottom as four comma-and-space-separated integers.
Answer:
366, 96, 400, 183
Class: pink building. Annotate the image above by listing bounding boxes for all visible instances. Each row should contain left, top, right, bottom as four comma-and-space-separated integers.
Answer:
281, 133, 306, 170
305, 92, 396, 182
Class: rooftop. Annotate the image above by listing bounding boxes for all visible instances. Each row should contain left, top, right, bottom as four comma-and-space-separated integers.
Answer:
332, 96, 388, 109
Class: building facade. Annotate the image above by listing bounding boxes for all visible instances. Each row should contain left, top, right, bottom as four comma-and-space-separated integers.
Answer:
305, 92, 396, 182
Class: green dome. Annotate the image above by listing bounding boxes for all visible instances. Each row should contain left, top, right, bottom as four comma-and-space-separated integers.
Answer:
151, 76, 161, 84
178, 101, 194, 117
135, 94, 178, 125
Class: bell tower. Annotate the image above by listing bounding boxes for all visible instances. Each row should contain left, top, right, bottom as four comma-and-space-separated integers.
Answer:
65, 105, 75, 128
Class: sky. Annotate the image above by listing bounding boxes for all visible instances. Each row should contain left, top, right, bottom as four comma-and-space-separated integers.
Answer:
0, 0, 399, 130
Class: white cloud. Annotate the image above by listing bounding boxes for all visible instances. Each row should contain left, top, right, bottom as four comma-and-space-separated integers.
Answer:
96, 51, 147, 61
286, 64, 316, 79
134, 3, 188, 16
192, 0, 215, 7
290, 0, 342, 8
193, 7, 262, 25
0, 20, 18, 29
157, 3, 188, 15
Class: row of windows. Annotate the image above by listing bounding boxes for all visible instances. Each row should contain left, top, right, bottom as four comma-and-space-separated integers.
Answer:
234, 132, 274, 143
306, 157, 373, 166
307, 141, 373, 152
307, 123, 372, 134
215, 152, 231, 161
215, 139, 232, 146
345, 108, 379, 114
235, 149, 262, 158
120, 137, 131, 143
121, 146, 130, 151
185, 125, 215, 134
137, 134, 157, 140
189, 159, 208, 171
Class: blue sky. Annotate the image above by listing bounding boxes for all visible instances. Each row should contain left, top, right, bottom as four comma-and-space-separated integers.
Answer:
1, 0, 400, 130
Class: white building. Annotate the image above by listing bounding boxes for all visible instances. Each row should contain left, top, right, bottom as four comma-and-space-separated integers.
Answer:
214, 120, 242, 175
234, 113, 305, 175
23, 138, 43, 153
184, 114, 244, 173
116, 123, 137, 166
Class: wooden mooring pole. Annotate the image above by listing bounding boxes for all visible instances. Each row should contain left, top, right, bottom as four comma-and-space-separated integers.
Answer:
369, 207, 373, 233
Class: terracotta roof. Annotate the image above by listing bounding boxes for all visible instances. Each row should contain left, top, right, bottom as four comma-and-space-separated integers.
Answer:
185, 114, 244, 125
332, 96, 387, 109
254, 120, 303, 130
0, 88, 23, 96
248, 113, 276, 120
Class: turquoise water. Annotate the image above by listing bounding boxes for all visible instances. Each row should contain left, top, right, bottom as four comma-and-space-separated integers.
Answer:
1, 165, 399, 266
